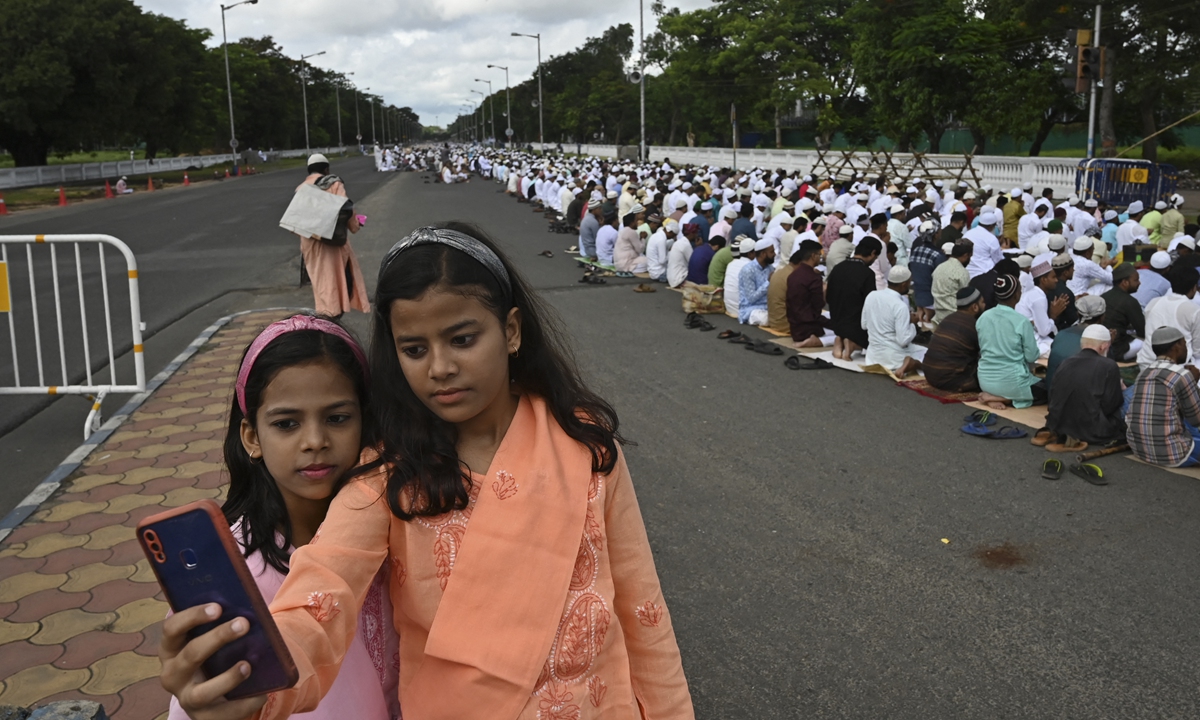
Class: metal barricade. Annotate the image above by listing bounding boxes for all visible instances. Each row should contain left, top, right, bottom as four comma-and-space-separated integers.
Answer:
1076, 158, 1178, 208
0, 235, 145, 438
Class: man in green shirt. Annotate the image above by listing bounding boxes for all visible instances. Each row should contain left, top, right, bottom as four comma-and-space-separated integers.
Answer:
708, 235, 738, 286
1159, 195, 1186, 245
977, 274, 1047, 409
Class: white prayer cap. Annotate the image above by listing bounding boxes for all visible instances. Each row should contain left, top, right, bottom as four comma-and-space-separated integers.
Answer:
682, 181, 692, 190
963, 191, 977, 200
888, 266, 913, 284
982, 184, 993, 192
1104, 209, 1119, 221
890, 203, 905, 214
1073, 237, 1093, 252
920, 221, 936, 232
1034, 199, 1052, 212
777, 213, 794, 225
782, 199, 796, 209
739, 237, 756, 254
1068, 194, 1080, 204
1127, 200, 1144, 214
979, 209, 999, 225
856, 193, 868, 202
753, 238, 773, 252
1047, 234, 1067, 250
811, 215, 827, 226
1015, 254, 1033, 269
572, 188, 582, 195
781, 178, 797, 191
607, 190, 618, 199
905, 186, 918, 194
941, 242, 955, 256
804, 175, 813, 182
1084, 198, 1098, 208
721, 206, 738, 220
934, 180, 944, 188
1151, 251, 1172, 269
1082, 324, 1111, 342
1155, 200, 1168, 211
1173, 193, 1185, 208
910, 200, 924, 210
1180, 236, 1197, 250
617, 175, 627, 182
307, 153, 329, 165
663, 219, 679, 231
958, 181, 969, 188
823, 203, 835, 213
630, 203, 646, 214
1023, 182, 1034, 190
954, 202, 967, 212
838, 224, 854, 236
700, 200, 713, 211
798, 198, 815, 211
1011, 187, 1023, 197
674, 198, 688, 209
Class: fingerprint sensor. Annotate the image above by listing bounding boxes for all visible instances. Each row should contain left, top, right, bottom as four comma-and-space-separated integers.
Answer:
180, 548, 199, 569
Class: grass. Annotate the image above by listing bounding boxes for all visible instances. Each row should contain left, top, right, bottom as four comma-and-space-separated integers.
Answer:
0, 155, 316, 211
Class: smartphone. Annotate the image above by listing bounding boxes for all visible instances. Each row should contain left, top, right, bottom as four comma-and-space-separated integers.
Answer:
137, 499, 298, 699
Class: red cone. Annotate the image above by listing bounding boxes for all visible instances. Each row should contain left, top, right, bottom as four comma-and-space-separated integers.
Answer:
183, 173, 190, 187
0, 193, 8, 215
147, 177, 155, 192
58, 187, 67, 206
105, 180, 114, 199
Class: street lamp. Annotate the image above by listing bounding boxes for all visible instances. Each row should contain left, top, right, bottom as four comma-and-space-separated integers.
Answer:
335, 71, 353, 152
487, 64, 511, 146
299, 50, 325, 153
475, 78, 495, 144
220, 0, 259, 175
511, 32, 543, 150
368, 91, 376, 145
471, 90, 485, 144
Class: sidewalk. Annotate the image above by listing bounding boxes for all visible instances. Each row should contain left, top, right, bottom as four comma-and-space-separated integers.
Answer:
0, 310, 290, 719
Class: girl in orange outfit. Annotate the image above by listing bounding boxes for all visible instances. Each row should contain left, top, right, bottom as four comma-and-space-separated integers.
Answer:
163, 223, 694, 720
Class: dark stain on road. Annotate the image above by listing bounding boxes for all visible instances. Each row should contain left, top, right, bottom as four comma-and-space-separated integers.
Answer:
973, 542, 1028, 569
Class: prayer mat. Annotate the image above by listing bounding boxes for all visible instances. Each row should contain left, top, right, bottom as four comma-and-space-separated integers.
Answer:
770, 336, 834, 353
963, 400, 1049, 430
1127, 456, 1200, 480
806, 350, 864, 373
897, 378, 979, 404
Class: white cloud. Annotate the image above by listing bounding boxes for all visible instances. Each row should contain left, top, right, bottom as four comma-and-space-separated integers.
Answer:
134, 0, 709, 127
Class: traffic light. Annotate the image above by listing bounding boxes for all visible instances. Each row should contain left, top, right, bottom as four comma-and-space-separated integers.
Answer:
1076, 46, 1104, 92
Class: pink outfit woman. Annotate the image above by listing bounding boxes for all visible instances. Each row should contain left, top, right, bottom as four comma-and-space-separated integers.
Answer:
297, 174, 370, 317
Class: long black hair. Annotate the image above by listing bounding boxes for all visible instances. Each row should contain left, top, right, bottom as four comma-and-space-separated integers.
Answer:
222, 322, 370, 574
366, 221, 623, 520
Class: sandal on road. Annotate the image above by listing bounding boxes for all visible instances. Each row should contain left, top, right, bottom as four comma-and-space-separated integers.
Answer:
745, 340, 784, 355
718, 329, 743, 340
965, 409, 998, 427
960, 423, 1026, 439
785, 355, 833, 370
1030, 427, 1057, 447
1041, 458, 1064, 480
539, 250, 555, 258
1045, 438, 1088, 453
1070, 463, 1108, 485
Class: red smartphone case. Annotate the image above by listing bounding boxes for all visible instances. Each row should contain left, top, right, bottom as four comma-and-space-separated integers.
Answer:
137, 499, 299, 698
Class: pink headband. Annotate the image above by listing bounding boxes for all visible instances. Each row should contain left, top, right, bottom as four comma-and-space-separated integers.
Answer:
235, 315, 369, 415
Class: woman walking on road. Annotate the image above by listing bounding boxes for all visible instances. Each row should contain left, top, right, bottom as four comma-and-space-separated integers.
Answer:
297, 153, 370, 318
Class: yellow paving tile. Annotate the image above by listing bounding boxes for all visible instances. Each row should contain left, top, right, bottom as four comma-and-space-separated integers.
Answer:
83, 651, 162, 695
183, 439, 223, 453
174, 460, 224, 478
65, 473, 125, 493
102, 494, 165, 515
0, 546, 23, 558
198, 402, 227, 416
31, 608, 118, 645
0, 618, 40, 644
111, 597, 170, 634
138, 406, 203, 419
82, 524, 136, 550
161, 486, 222, 507
61, 562, 136, 593
156, 391, 209, 403
146, 423, 196, 438
0, 571, 67, 602
133, 443, 189, 459
39, 501, 109, 523
0, 664, 91, 707
130, 558, 157, 583
194, 419, 228, 432
117, 466, 177, 486
81, 450, 138, 467
16, 532, 89, 558
107, 430, 151, 443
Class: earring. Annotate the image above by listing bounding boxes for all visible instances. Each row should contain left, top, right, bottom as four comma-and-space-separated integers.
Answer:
510, 345, 519, 358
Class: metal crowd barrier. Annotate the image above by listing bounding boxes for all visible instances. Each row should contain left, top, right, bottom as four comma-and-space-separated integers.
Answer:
1075, 158, 1178, 208
0, 235, 145, 438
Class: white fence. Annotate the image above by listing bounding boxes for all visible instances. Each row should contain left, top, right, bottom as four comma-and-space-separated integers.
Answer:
0, 146, 349, 191
0, 235, 145, 439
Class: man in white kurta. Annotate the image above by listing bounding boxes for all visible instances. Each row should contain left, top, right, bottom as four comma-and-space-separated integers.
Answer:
1067, 237, 1114, 297
646, 221, 676, 282
963, 210, 1005, 277
861, 265, 921, 376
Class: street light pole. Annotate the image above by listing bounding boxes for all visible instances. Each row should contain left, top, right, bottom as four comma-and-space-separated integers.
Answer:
511, 33, 543, 151
488, 64, 511, 146
370, 95, 376, 144
299, 50, 325, 153
639, 0, 646, 163
220, 0, 259, 174
335, 72, 352, 152
471, 90, 485, 144
475, 78, 495, 144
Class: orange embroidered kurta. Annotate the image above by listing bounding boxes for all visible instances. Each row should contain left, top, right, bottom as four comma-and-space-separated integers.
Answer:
260, 396, 694, 720
296, 174, 369, 317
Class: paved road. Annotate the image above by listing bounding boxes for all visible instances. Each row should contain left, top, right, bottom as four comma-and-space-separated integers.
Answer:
6, 165, 1200, 717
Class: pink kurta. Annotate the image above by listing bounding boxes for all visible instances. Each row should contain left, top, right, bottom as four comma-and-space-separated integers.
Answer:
297, 174, 370, 317
257, 395, 694, 720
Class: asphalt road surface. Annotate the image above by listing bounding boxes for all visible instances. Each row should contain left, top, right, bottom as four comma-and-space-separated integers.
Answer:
5, 161, 1200, 718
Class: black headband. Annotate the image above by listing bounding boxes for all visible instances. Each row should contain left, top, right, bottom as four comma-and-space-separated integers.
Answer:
379, 227, 513, 302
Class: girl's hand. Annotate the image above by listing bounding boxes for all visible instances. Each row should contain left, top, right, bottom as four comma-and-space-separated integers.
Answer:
160, 603, 268, 720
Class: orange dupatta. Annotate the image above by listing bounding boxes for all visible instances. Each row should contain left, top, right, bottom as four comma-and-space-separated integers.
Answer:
404, 394, 593, 720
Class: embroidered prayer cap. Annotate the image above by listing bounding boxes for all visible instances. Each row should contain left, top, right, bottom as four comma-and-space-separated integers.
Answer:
753, 238, 773, 252
587, 198, 601, 209
1127, 200, 1144, 214
1047, 233, 1067, 250
380, 226, 512, 303
1104, 210, 1119, 221
1031, 261, 1053, 279
235, 315, 368, 416
811, 215, 827, 226
956, 286, 981, 307
1151, 251, 1172, 269
1073, 237, 1095, 252
1085, 198, 1099, 208
1152, 326, 1185, 346
995, 274, 1020, 300
1076, 295, 1106, 320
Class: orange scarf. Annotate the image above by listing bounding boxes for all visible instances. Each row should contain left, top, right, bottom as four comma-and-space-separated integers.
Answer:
405, 394, 593, 719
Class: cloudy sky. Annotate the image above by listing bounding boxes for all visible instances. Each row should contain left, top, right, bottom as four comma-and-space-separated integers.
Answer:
135, 0, 709, 129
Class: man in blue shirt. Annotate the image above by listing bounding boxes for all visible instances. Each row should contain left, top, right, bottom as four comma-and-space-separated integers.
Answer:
738, 238, 776, 325
730, 202, 758, 242
1134, 251, 1173, 308
687, 236, 725, 285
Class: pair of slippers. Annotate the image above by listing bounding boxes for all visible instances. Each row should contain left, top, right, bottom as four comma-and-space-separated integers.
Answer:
684, 312, 715, 331
785, 355, 833, 370
1031, 426, 1090, 453
960, 413, 1026, 438
579, 273, 607, 285
1041, 459, 1107, 485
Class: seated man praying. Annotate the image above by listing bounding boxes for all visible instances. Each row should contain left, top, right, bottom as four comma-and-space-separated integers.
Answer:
1043, 324, 1126, 452
786, 240, 830, 348
1126, 326, 1200, 468
862, 266, 922, 377
922, 286, 986, 393
977, 274, 1047, 408
827, 236, 883, 360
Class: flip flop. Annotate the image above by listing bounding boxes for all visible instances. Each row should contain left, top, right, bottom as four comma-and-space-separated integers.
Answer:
717, 329, 743, 340
992, 426, 1028, 440
788, 355, 834, 370
615, 271, 635, 278
1041, 458, 1064, 480
1030, 427, 1057, 447
784, 355, 802, 370
697, 320, 716, 331
578, 273, 593, 283
587, 275, 607, 284
539, 250, 555, 258
964, 410, 998, 427
960, 422, 995, 437
684, 312, 700, 327
745, 341, 784, 355
728, 335, 754, 345
566, 246, 579, 253
1045, 439, 1088, 453
1070, 463, 1108, 485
